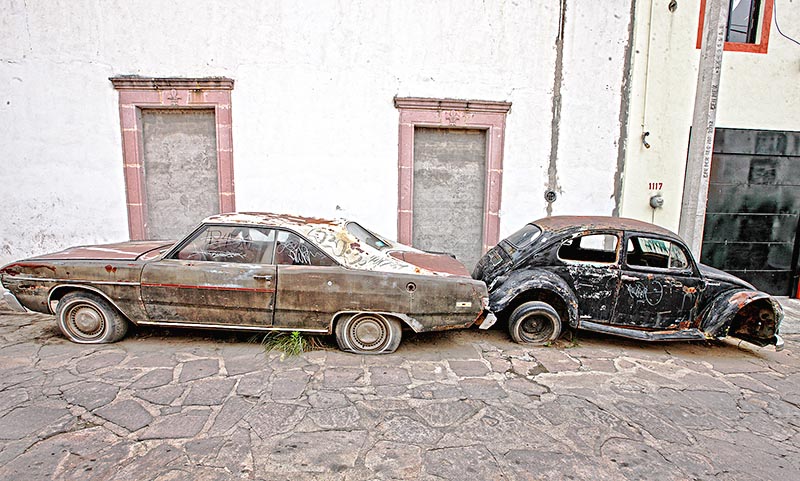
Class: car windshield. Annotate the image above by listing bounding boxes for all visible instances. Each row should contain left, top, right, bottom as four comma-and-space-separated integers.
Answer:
346, 222, 394, 251
505, 224, 542, 248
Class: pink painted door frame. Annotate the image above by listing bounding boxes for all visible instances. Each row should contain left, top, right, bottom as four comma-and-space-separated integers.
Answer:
110, 77, 235, 240
394, 97, 511, 254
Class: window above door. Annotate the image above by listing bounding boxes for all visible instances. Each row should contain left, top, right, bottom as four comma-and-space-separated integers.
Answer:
696, 0, 773, 53
110, 77, 236, 240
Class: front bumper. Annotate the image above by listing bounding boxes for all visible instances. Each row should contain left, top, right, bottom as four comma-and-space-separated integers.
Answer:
2, 290, 28, 313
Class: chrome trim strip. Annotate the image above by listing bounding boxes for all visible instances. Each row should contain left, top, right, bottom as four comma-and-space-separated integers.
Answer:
7, 275, 140, 286
135, 320, 329, 333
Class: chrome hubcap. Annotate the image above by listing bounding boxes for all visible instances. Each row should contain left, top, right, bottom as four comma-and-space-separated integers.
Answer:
69, 305, 105, 338
349, 315, 388, 351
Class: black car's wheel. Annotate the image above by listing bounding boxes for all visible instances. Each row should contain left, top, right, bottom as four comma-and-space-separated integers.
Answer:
335, 312, 402, 354
508, 301, 562, 345
56, 292, 129, 343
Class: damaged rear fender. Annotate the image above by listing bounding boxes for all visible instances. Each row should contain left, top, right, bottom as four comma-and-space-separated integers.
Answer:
488, 268, 579, 327
699, 290, 783, 345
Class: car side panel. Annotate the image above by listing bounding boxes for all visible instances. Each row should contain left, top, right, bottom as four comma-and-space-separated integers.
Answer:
274, 266, 486, 332
1, 260, 147, 322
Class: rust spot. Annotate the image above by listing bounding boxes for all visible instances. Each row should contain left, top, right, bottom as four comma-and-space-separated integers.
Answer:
104, 265, 117, 273
729, 291, 754, 307
683, 286, 697, 294
3, 262, 57, 274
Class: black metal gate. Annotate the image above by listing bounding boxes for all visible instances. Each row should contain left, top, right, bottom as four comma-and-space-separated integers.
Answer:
701, 128, 800, 296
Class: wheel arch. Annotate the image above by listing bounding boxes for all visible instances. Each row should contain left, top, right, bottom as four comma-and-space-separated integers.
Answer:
699, 289, 784, 343
489, 269, 579, 328
48, 284, 133, 323
329, 310, 424, 333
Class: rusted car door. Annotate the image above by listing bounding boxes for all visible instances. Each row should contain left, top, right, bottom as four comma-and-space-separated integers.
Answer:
554, 232, 622, 322
612, 234, 702, 329
270, 230, 351, 330
140, 225, 277, 327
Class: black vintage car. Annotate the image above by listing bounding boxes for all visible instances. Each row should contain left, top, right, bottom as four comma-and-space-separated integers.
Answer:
473, 216, 784, 350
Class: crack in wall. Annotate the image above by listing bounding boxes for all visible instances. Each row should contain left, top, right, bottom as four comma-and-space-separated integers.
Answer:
613, 0, 638, 218
547, 0, 568, 217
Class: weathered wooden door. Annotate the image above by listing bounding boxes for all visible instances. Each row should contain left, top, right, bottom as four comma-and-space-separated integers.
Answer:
141, 109, 219, 240
412, 127, 487, 270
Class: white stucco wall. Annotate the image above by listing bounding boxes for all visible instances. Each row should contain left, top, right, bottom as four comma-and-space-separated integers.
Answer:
0, 0, 635, 266
621, 0, 800, 231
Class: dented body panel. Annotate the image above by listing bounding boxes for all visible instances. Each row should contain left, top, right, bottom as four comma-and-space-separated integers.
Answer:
1, 212, 489, 339
474, 215, 783, 347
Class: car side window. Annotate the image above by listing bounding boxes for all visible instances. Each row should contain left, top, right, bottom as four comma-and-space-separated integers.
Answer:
557, 234, 618, 264
626, 237, 690, 270
174, 226, 275, 264
274, 231, 336, 266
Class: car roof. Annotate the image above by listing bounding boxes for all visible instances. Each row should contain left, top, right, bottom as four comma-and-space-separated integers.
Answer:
531, 215, 680, 239
203, 212, 343, 229
200, 212, 458, 276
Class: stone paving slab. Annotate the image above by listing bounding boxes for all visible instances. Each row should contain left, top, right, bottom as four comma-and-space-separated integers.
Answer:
0, 302, 798, 480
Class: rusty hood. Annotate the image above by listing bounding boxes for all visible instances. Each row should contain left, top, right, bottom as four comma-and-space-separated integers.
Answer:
26, 241, 175, 261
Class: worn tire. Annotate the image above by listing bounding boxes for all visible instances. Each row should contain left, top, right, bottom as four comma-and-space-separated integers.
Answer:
508, 301, 562, 345
56, 292, 129, 344
335, 312, 402, 354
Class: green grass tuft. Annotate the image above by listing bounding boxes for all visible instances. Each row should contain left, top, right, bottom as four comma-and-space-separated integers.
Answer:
258, 331, 327, 358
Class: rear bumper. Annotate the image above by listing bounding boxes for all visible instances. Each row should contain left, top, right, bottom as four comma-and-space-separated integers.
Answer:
477, 311, 498, 330
2, 290, 28, 313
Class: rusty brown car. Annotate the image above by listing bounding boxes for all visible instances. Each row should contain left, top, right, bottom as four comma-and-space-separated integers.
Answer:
473, 216, 784, 350
1, 212, 493, 354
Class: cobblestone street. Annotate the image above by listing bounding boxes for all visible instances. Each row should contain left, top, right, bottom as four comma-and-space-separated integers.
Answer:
0, 302, 799, 480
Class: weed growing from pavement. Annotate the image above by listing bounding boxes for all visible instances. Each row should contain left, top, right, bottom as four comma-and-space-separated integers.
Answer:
257, 331, 327, 358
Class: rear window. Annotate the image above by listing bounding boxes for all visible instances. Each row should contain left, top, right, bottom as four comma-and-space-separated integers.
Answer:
346, 222, 393, 251
506, 224, 542, 248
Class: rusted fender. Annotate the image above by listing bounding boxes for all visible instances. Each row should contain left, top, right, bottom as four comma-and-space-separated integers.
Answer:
699, 289, 783, 342
488, 268, 579, 327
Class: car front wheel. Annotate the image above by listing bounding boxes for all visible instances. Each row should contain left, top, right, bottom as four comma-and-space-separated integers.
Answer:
508, 301, 562, 345
335, 312, 402, 354
56, 292, 129, 343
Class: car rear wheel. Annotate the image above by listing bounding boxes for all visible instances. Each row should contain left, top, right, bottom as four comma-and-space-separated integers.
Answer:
508, 301, 562, 345
335, 312, 402, 354
56, 292, 129, 344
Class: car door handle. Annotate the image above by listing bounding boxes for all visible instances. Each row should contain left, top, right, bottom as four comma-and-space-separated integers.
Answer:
253, 275, 273, 281
621, 275, 638, 282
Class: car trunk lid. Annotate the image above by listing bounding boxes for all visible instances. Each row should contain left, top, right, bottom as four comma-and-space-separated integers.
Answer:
29, 241, 175, 261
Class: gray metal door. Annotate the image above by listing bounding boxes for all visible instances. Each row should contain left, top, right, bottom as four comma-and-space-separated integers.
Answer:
702, 128, 800, 295
412, 127, 486, 270
141, 109, 219, 240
